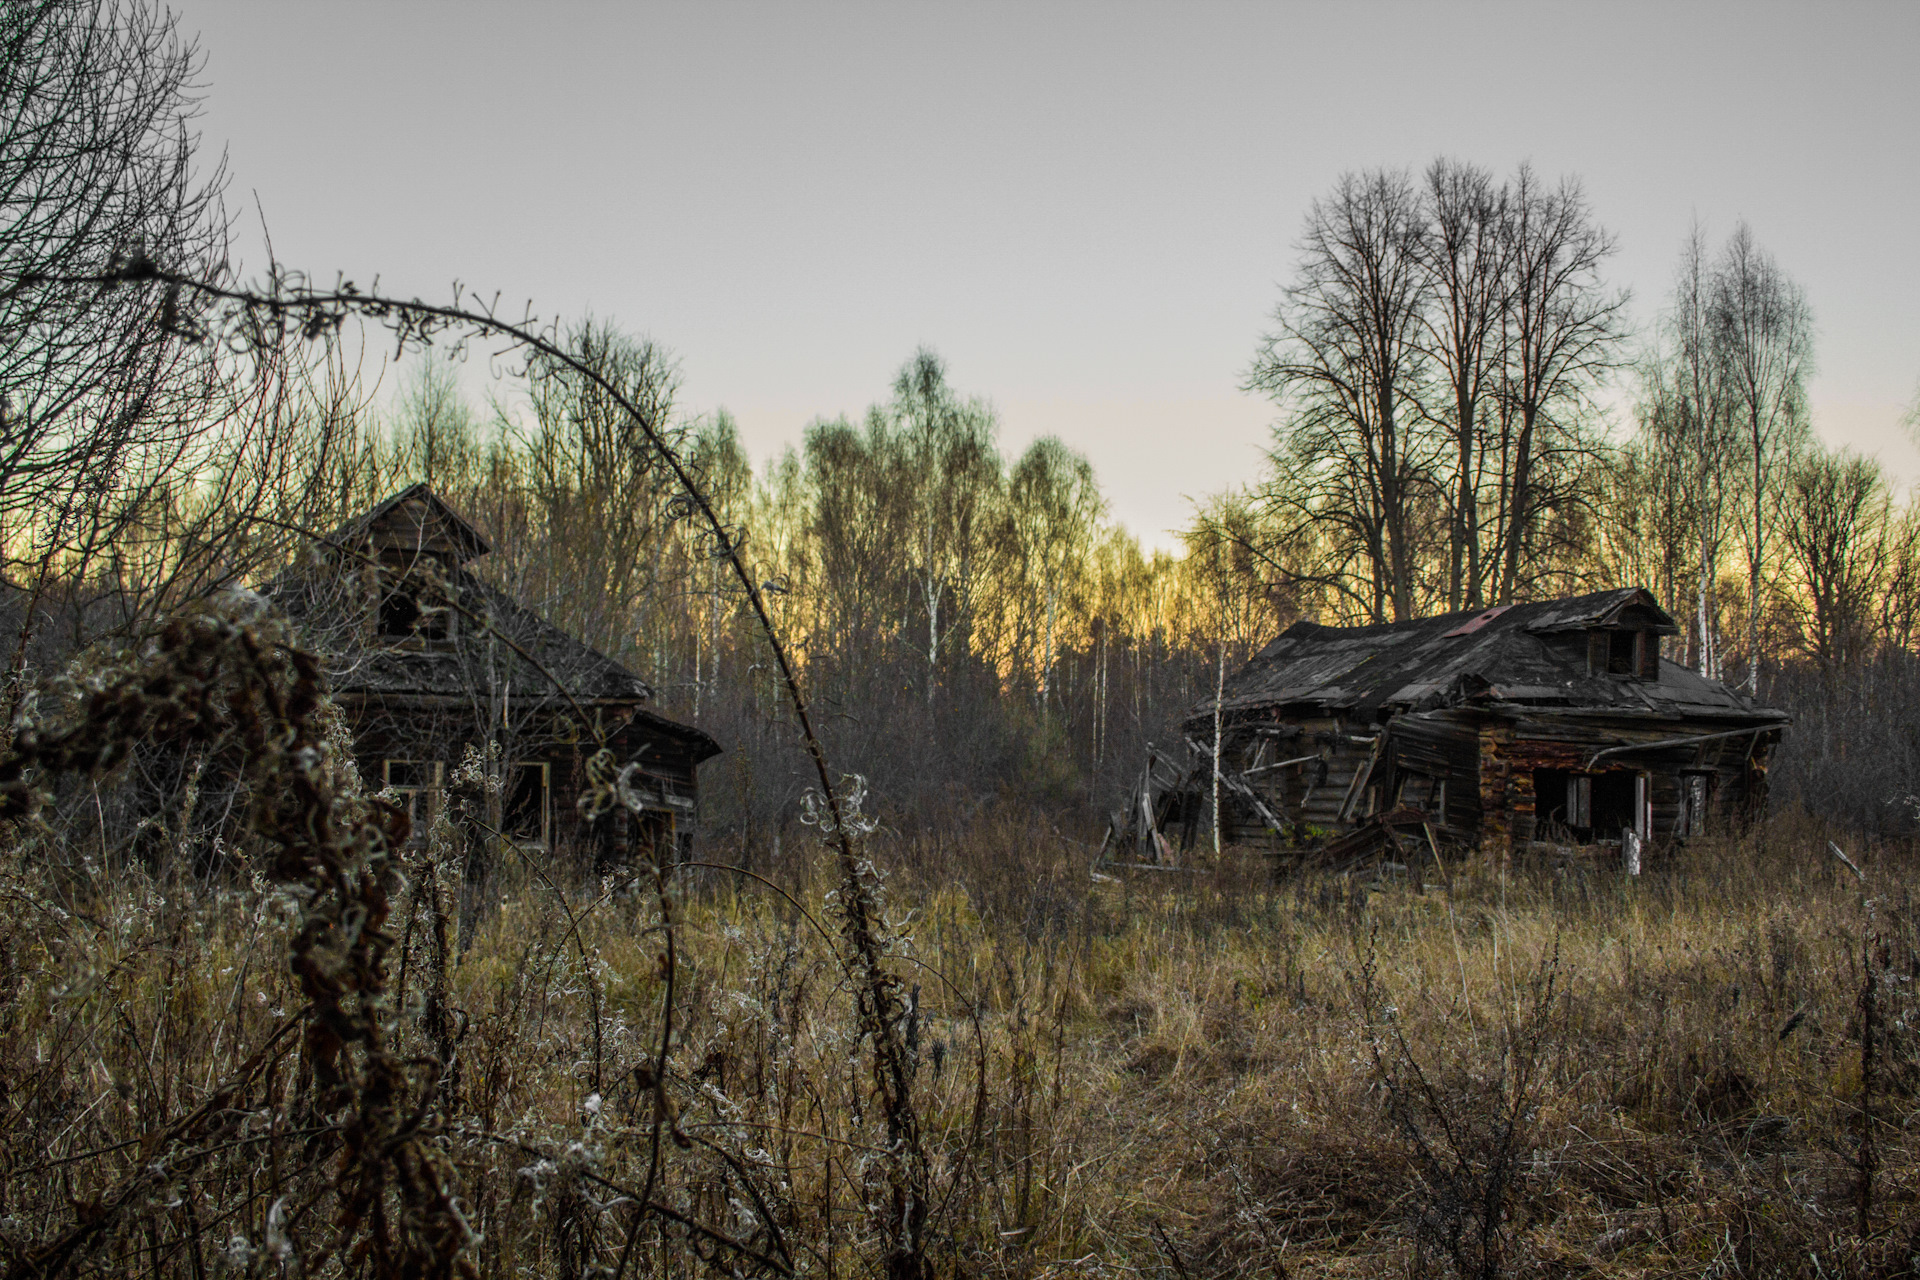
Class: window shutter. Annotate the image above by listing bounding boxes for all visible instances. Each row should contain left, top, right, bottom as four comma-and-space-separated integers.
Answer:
1568, 775, 1592, 828
1636, 631, 1660, 680
1588, 630, 1608, 674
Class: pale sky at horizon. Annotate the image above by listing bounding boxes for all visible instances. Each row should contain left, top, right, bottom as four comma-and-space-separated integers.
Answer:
181, 1, 1920, 549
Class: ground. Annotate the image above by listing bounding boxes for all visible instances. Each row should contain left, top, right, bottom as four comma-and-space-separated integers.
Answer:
3, 810, 1916, 1277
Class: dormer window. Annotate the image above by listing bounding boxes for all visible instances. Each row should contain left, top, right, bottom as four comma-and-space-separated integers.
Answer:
377, 579, 453, 645
1588, 628, 1659, 680
379, 588, 421, 638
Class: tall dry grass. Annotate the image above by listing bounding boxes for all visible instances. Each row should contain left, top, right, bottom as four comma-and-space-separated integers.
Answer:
6, 770, 1920, 1277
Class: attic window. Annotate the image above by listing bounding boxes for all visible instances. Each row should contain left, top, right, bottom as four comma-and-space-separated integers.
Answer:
1607, 631, 1636, 675
1587, 629, 1658, 680
378, 584, 453, 644
379, 589, 419, 637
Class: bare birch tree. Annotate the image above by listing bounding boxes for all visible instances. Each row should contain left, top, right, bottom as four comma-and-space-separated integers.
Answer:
1656, 225, 1742, 674
1713, 222, 1813, 691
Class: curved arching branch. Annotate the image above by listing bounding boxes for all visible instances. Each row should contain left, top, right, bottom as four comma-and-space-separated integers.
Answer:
22, 256, 936, 1277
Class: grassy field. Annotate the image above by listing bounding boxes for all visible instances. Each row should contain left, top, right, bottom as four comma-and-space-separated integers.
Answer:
5, 792, 1919, 1278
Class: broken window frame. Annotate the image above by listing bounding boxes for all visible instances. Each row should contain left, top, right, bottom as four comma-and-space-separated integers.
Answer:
1566, 774, 1593, 828
504, 761, 551, 848
383, 759, 444, 835
1588, 628, 1658, 681
374, 564, 457, 649
1395, 771, 1446, 820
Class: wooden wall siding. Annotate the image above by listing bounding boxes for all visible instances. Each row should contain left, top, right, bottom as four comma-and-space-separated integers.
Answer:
1383, 713, 1482, 831
341, 694, 704, 859
1175, 708, 1779, 860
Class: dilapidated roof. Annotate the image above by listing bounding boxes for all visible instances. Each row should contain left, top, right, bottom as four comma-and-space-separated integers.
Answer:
1188, 588, 1785, 730
267, 487, 721, 763
294, 569, 656, 704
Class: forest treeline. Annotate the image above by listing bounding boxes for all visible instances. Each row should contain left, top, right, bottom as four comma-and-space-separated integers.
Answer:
4, 0, 1918, 846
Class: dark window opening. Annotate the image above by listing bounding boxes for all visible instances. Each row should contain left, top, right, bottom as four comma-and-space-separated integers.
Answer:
505, 762, 549, 846
378, 583, 453, 644
1589, 628, 1656, 679
1607, 630, 1637, 675
417, 602, 451, 642
1533, 768, 1640, 842
379, 590, 420, 638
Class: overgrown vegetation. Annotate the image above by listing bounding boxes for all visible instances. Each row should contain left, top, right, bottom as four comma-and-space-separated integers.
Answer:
6, 699, 1920, 1278
7, 4, 1920, 1276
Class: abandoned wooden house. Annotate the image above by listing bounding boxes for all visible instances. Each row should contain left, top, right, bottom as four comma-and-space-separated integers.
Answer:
1117, 588, 1788, 870
270, 483, 720, 861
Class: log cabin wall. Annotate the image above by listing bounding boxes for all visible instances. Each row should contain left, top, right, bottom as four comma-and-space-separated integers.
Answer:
1381, 713, 1482, 833
1161, 588, 1789, 864
268, 484, 721, 865
1475, 715, 1781, 859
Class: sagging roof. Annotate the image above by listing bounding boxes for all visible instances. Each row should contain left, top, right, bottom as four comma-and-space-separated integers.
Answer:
1188, 587, 1785, 729
304, 568, 657, 704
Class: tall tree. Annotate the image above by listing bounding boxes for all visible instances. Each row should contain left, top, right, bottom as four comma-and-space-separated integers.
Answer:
1248, 167, 1435, 621
1490, 164, 1627, 604
510, 318, 684, 664
1779, 449, 1892, 673
1713, 222, 1813, 692
1654, 225, 1741, 674
1416, 158, 1510, 610
1004, 436, 1102, 707
886, 350, 1001, 706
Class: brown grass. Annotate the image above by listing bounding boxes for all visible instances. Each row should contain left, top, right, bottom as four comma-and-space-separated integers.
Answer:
7, 797, 1920, 1277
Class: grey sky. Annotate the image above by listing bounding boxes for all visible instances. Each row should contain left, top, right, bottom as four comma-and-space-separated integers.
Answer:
182, 1, 1920, 548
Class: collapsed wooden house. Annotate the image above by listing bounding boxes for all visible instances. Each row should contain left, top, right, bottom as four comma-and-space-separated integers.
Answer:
271, 484, 720, 861
1113, 588, 1788, 870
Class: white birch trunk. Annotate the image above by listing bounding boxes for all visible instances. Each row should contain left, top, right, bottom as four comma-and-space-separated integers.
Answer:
1212, 639, 1226, 856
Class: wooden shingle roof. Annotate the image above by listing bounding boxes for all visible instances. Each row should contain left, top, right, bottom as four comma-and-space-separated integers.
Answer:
1187, 588, 1786, 729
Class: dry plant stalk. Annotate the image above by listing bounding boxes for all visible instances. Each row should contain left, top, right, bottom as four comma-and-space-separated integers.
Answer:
0, 597, 476, 1278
